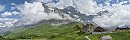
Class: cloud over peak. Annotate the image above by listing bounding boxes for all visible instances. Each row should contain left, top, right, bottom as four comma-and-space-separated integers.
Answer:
16, 2, 72, 26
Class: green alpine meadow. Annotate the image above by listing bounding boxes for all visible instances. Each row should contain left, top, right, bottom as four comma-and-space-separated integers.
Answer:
0, 22, 129, 40
0, 0, 130, 40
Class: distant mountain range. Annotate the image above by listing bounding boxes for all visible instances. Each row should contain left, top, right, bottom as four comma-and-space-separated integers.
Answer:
0, 2, 109, 35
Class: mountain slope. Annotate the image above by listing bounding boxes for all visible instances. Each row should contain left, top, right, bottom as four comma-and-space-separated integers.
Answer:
5, 22, 86, 40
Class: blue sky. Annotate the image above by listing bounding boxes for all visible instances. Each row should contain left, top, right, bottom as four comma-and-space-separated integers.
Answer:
0, 0, 129, 13
0, 0, 33, 27
96, 0, 130, 4
0, 0, 33, 19
0, 0, 32, 12
0, 0, 130, 27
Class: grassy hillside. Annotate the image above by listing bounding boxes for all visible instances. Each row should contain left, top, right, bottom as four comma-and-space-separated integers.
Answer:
5, 22, 86, 40
4, 22, 130, 40
88, 31, 130, 40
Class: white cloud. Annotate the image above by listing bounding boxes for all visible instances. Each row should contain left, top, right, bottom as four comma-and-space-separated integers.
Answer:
4, 22, 14, 27
11, 3, 17, 5
37, 0, 105, 15
0, 23, 5, 27
17, 2, 72, 25
0, 18, 19, 27
36, 0, 53, 3
73, 0, 105, 16
46, 0, 73, 9
36, 0, 73, 9
0, 18, 18, 21
11, 0, 130, 28
1, 11, 20, 17
1, 12, 13, 17
35, 0, 130, 28
11, 11, 20, 15
0, 5, 5, 11
129, 0, 130, 2
0, 22, 15, 27
93, 1, 130, 27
